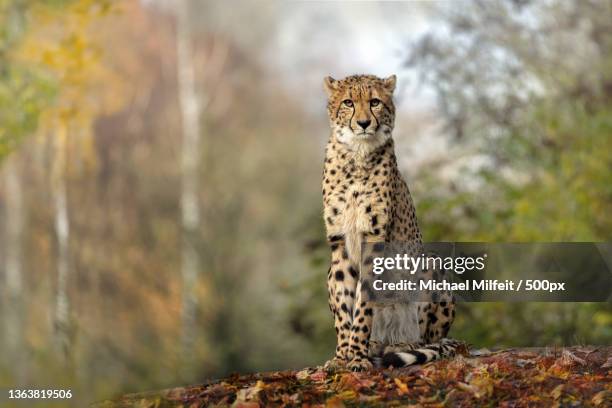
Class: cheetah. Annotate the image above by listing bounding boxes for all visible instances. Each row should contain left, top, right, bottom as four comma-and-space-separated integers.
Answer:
321, 74, 462, 371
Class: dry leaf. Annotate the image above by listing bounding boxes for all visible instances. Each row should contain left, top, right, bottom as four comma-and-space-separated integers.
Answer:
515, 359, 534, 368
470, 348, 492, 356
310, 370, 327, 382
551, 384, 564, 400
325, 396, 346, 408
232, 403, 260, 408
234, 380, 264, 403
591, 390, 611, 406
296, 369, 310, 380
394, 377, 409, 395
559, 350, 586, 367
442, 388, 459, 405
419, 392, 441, 403
456, 382, 477, 394
336, 390, 357, 400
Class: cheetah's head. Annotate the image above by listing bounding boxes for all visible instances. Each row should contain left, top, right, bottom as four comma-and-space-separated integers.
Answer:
324, 74, 396, 152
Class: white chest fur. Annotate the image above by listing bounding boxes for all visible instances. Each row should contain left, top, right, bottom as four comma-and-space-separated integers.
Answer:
338, 183, 371, 265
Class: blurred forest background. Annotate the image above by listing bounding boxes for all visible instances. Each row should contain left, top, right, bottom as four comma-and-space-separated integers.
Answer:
0, 0, 610, 406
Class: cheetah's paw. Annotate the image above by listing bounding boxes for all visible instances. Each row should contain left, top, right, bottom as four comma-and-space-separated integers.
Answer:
324, 357, 347, 372
347, 357, 373, 372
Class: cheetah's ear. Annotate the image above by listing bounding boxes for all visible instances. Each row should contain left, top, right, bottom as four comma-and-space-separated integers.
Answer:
323, 76, 338, 97
382, 75, 397, 93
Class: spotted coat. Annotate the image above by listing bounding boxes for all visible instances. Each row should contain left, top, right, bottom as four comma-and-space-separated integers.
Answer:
321, 74, 460, 371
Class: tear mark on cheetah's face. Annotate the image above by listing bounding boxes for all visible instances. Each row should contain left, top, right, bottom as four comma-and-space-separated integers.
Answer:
324, 74, 396, 155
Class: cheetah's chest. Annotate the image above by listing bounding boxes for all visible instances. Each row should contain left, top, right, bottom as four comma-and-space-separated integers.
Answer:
335, 183, 372, 264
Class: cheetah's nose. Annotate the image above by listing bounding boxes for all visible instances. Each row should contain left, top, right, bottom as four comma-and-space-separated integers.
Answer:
357, 119, 371, 130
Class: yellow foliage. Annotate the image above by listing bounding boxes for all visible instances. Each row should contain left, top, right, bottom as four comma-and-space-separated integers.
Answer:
393, 377, 409, 395
15, 0, 128, 172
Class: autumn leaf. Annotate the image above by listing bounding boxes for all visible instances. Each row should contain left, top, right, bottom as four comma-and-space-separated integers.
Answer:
295, 368, 311, 380
232, 403, 259, 408
325, 395, 346, 408
310, 370, 327, 382
551, 384, 564, 400
336, 390, 357, 400
456, 382, 477, 394
418, 391, 442, 404
591, 390, 611, 406
559, 349, 587, 367
394, 377, 409, 395
516, 358, 535, 368
234, 380, 265, 403
337, 372, 374, 391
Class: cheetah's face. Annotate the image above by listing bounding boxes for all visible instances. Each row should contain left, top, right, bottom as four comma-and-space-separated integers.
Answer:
324, 74, 396, 150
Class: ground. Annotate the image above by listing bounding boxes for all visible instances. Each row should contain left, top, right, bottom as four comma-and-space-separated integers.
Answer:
94, 346, 611, 407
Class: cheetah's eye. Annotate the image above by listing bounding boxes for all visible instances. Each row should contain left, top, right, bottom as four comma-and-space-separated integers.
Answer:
342, 99, 353, 107
370, 98, 381, 107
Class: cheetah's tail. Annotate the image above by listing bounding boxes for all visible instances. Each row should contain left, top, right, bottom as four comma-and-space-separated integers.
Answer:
380, 338, 467, 368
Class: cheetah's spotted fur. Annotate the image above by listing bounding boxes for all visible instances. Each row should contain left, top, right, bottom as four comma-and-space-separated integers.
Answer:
321, 74, 461, 371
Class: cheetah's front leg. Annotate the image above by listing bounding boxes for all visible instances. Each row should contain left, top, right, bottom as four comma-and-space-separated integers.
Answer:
324, 242, 359, 370
346, 279, 374, 371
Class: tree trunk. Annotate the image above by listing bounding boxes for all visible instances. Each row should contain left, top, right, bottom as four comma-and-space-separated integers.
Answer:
52, 127, 72, 362
176, 0, 202, 375
4, 157, 24, 360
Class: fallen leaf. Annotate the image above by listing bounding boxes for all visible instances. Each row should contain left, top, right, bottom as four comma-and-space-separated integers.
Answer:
591, 390, 611, 406
394, 378, 409, 395
296, 369, 310, 380
558, 349, 586, 367
281, 393, 300, 404
232, 403, 259, 408
548, 364, 570, 379
469, 376, 494, 399
441, 388, 459, 405
337, 372, 375, 391
456, 382, 477, 394
234, 380, 264, 403
470, 348, 492, 356
310, 370, 327, 382
551, 384, 564, 400
515, 359, 534, 368
419, 392, 441, 404
325, 396, 345, 408
336, 390, 357, 400
357, 394, 382, 403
